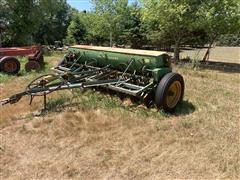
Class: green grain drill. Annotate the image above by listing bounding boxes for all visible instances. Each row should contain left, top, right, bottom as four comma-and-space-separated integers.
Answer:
1, 45, 184, 112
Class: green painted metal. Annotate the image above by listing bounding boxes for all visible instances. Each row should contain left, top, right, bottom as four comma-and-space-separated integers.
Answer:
68, 47, 171, 74
150, 68, 172, 82
0, 46, 182, 110
67, 46, 172, 83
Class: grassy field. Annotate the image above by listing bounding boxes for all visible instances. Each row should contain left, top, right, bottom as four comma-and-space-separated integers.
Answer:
0, 52, 239, 179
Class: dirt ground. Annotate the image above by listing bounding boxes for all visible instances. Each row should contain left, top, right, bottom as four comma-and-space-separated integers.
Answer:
0, 51, 240, 179
179, 46, 240, 64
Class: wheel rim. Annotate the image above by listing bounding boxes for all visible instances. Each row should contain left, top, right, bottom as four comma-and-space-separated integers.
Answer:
4, 60, 17, 73
166, 81, 182, 108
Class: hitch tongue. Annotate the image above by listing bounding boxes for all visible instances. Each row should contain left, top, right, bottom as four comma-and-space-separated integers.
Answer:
0, 95, 22, 106
0, 98, 11, 106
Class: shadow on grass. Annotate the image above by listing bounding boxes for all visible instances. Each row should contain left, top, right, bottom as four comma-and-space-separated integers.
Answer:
38, 87, 195, 118
44, 94, 195, 119
176, 60, 240, 73
174, 100, 195, 116
198, 61, 240, 73
47, 97, 69, 111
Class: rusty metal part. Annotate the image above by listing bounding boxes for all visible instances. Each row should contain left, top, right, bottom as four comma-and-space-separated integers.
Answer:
0, 56, 20, 74
25, 61, 41, 72
0, 45, 42, 57
0, 45, 45, 74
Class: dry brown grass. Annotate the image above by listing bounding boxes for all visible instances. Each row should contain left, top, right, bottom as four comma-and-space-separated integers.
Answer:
0, 53, 240, 179
180, 46, 240, 64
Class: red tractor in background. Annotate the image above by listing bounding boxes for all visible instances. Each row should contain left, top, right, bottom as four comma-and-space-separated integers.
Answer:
0, 45, 44, 74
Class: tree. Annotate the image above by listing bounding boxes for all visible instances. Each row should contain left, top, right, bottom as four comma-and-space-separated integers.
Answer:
142, 0, 202, 61
91, 0, 128, 46
0, 0, 9, 47
1, 0, 41, 46
64, 13, 87, 44
196, 0, 240, 61
121, 2, 147, 48
217, 34, 240, 47
0, 0, 73, 46
80, 12, 108, 45
34, 0, 73, 45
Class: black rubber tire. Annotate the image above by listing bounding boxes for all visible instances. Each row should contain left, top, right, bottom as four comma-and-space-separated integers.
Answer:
155, 72, 184, 112
0, 56, 20, 74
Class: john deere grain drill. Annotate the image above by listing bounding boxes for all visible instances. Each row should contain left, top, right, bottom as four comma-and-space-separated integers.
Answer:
1, 45, 184, 112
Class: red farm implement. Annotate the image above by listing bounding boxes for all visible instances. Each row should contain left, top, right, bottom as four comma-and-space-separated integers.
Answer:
0, 45, 44, 74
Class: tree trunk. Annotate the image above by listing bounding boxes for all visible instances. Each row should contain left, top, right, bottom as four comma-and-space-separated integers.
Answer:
0, 32, 2, 48
202, 43, 212, 62
202, 48, 210, 62
110, 31, 112, 47
174, 40, 180, 62
202, 35, 217, 62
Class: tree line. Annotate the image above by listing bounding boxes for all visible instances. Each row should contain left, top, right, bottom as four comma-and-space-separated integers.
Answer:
0, 0, 73, 46
0, 0, 239, 61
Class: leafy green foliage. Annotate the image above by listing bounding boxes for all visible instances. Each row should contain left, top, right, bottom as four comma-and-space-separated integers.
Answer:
217, 34, 240, 47
34, 0, 73, 45
141, 0, 239, 61
1, 0, 239, 58
142, 0, 203, 61
196, 0, 240, 60
91, 0, 129, 45
121, 2, 147, 48
197, 0, 240, 38
0, 0, 73, 46
1, 0, 41, 46
64, 13, 87, 44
